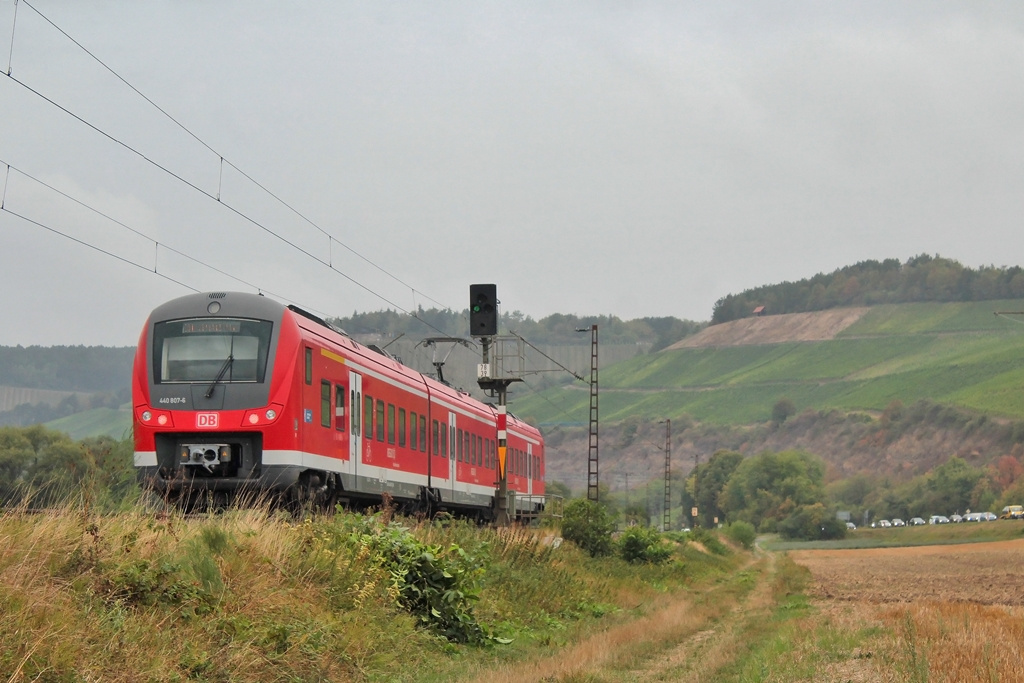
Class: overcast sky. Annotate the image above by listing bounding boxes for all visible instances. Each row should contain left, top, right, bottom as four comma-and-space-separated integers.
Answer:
2, 1, 1023, 347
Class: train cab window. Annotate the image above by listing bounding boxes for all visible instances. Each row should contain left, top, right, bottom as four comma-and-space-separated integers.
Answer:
335, 384, 346, 432
419, 416, 427, 452
305, 348, 313, 385
320, 381, 331, 428
387, 403, 395, 446
154, 318, 272, 384
376, 400, 385, 442
409, 411, 417, 449
456, 429, 464, 462
363, 395, 373, 439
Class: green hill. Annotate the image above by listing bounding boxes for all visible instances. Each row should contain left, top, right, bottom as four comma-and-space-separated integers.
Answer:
511, 300, 1024, 426
46, 407, 133, 441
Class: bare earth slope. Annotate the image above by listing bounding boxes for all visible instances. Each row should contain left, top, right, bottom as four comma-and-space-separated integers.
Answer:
667, 307, 870, 349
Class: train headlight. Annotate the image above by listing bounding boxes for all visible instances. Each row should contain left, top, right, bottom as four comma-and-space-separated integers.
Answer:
266, 409, 277, 420
142, 410, 152, 422
248, 413, 259, 425
157, 414, 168, 426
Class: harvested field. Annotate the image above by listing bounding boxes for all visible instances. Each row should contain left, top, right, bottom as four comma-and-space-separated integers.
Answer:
790, 540, 1024, 682
790, 539, 1024, 605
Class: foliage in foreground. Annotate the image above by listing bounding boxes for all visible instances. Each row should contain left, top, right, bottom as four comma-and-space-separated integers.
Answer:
0, 501, 743, 682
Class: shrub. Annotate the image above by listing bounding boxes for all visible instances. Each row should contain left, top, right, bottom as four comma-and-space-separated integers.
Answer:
690, 527, 730, 555
350, 515, 492, 644
561, 498, 615, 557
618, 525, 672, 564
777, 503, 847, 540
724, 521, 756, 550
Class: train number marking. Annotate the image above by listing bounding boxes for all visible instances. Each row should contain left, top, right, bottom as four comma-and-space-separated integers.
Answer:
196, 413, 219, 429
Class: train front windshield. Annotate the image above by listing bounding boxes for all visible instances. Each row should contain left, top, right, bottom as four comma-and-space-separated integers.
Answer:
153, 318, 273, 383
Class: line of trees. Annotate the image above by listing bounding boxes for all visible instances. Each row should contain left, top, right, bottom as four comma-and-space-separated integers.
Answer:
712, 254, 1024, 324
332, 307, 703, 351
0, 425, 136, 509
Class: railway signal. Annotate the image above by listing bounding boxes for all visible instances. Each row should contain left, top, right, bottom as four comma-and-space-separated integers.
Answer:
469, 284, 498, 337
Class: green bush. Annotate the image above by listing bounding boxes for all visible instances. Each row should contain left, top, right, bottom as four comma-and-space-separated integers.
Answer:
618, 525, 672, 564
690, 528, 730, 556
561, 498, 616, 557
724, 521, 756, 550
777, 504, 848, 540
349, 515, 492, 644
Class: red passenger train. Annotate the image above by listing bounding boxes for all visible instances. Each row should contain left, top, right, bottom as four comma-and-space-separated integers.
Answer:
132, 291, 545, 518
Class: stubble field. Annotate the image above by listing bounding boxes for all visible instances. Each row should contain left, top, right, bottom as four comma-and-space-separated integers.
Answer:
790, 539, 1024, 605
789, 539, 1024, 682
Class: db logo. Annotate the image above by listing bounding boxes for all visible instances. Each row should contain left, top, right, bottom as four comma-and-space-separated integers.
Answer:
196, 413, 219, 429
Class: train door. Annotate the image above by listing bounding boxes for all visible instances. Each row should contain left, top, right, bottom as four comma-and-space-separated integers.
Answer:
527, 443, 534, 498
349, 370, 362, 481
448, 412, 457, 499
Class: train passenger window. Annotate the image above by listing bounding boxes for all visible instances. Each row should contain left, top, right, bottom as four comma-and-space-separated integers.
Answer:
432, 420, 439, 455
376, 400, 385, 442
409, 411, 417, 449
387, 404, 396, 445
450, 425, 455, 460
419, 416, 427, 452
465, 432, 471, 465
305, 348, 313, 385
477, 436, 483, 466
398, 408, 406, 447
320, 381, 331, 428
441, 422, 448, 458
363, 395, 373, 439
335, 384, 346, 432
456, 429, 463, 462
470, 434, 476, 465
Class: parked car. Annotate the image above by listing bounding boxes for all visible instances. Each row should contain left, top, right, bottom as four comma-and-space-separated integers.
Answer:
964, 512, 982, 522
949, 514, 963, 523
846, 522, 857, 530
878, 519, 892, 528
929, 515, 950, 524
909, 517, 926, 526
980, 512, 997, 521
892, 518, 906, 527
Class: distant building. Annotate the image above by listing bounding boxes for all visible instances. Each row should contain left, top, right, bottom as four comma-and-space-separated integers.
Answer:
752, 305, 766, 316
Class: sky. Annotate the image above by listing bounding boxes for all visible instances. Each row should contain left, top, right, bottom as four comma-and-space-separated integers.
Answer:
2, 1, 1024, 347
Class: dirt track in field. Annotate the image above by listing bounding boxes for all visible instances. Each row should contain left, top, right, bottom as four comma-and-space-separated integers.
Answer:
789, 539, 1024, 605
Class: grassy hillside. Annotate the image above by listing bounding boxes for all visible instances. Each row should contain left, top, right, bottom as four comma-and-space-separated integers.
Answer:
511, 300, 1024, 426
46, 407, 133, 440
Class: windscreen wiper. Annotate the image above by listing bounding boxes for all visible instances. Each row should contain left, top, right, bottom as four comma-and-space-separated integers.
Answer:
205, 354, 234, 398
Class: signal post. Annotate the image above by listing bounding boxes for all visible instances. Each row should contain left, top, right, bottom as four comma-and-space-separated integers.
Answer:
470, 284, 523, 527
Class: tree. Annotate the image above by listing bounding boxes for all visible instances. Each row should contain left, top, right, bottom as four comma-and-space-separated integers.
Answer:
720, 450, 827, 527
771, 398, 796, 425
694, 450, 743, 528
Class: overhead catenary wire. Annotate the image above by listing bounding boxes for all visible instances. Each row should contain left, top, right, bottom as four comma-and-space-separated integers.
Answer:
0, 71, 456, 335
0, 159, 328, 314
508, 330, 588, 382
12, 0, 452, 314
2, 205, 198, 294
